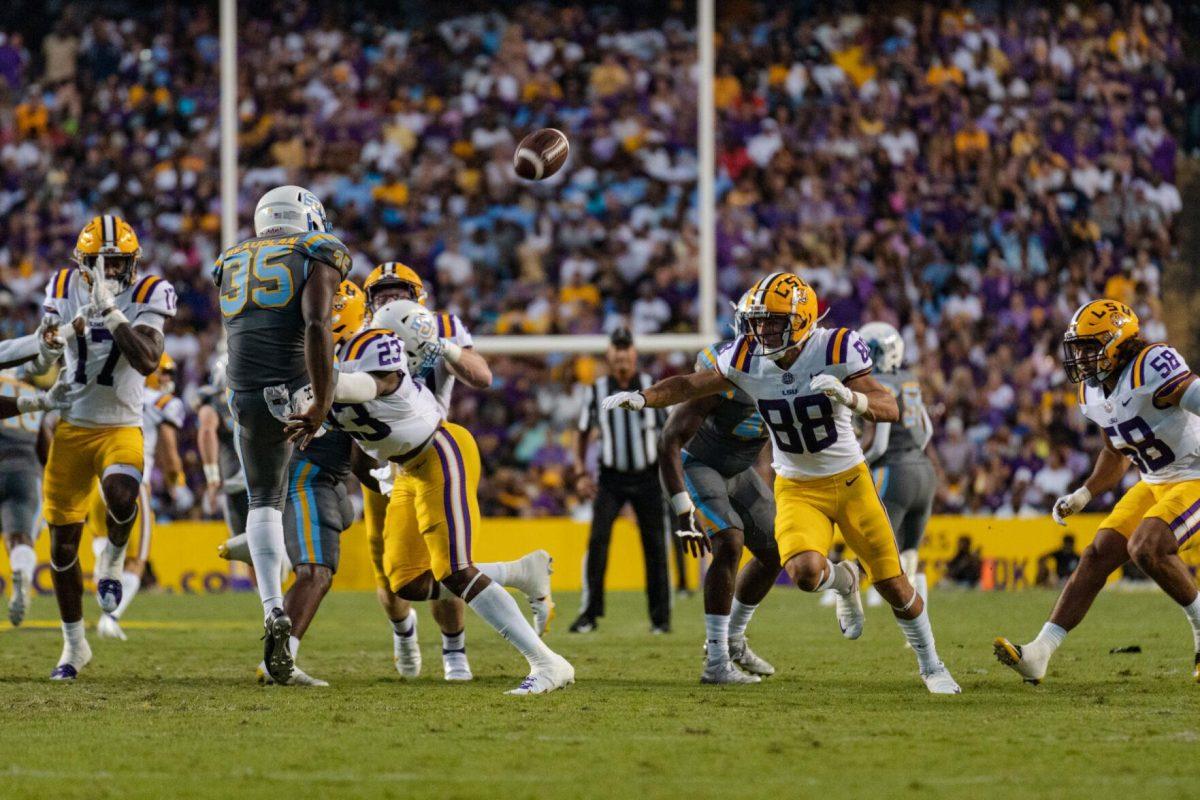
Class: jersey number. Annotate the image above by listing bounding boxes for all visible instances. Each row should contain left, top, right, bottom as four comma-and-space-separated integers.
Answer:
328, 402, 391, 442
73, 328, 122, 387
1104, 417, 1175, 472
219, 245, 296, 318
757, 395, 837, 454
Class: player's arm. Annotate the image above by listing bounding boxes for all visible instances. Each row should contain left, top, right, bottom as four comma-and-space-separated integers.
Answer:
157, 421, 194, 511
350, 444, 382, 494
442, 346, 492, 389
1160, 372, 1199, 413
658, 395, 719, 556
0, 333, 39, 370
860, 418, 891, 463
110, 323, 164, 376
605, 369, 734, 411
1052, 433, 1130, 525
197, 403, 222, 501
288, 261, 341, 447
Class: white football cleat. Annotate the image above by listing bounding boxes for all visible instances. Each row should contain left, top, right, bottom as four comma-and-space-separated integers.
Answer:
443, 648, 473, 681
920, 662, 962, 694
50, 639, 92, 681
835, 562, 865, 640
256, 662, 329, 687
96, 613, 127, 641
8, 571, 29, 627
393, 613, 421, 678
93, 539, 127, 614
701, 658, 761, 685
993, 637, 1049, 685
728, 636, 774, 676
512, 550, 556, 635
505, 654, 575, 696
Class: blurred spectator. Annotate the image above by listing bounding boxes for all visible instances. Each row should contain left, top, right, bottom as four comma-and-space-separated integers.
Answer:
945, 536, 983, 588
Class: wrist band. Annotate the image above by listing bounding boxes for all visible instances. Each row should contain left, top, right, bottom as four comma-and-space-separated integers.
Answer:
102, 307, 129, 333
204, 464, 221, 485
851, 391, 869, 416
670, 491, 694, 515
442, 340, 463, 364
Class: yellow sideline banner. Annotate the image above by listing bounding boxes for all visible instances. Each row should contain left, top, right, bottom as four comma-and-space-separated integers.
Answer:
3, 513, 1197, 596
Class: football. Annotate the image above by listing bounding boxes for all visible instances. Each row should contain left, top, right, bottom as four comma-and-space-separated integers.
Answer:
513, 128, 569, 180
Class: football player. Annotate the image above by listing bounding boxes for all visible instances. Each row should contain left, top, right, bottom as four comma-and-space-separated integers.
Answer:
604, 273, 960, 694
90, 352, 191, 640
360, 263, 553, 682
995, 301, 1200, 684
659, 336, 782, 685
198, 353, 250, 549
41, 215, 177, 680
311, 301, 572, 695
858, 322, 940, 608
212, 186, 349, 684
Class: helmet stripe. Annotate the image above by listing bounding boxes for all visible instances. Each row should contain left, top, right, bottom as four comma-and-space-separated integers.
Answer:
102, 215, 115, 246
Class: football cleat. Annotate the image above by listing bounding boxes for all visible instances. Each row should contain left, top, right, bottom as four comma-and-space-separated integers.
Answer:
96, 578, 122, 614
920, 662, 962, 695
96, 613, 127, 641
256, 662, 329, 687
393, 613, 421, 678
261, 608, 294, 685
729, 636, 775, 676
701, 659, 761, 685
568, 615, 596, 633
993, 636, 1048, 685
8, 571, 29, 627
512, 550, 555, 636
505, 654, 575, 696
50, 639, 92, 681
835, 562, 865, 640
443, 648, 473, 682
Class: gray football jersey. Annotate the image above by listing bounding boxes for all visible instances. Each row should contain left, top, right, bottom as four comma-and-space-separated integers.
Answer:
874, 369, 930, 461
213, 231, 351, 391
0, 370, 39, 463
684, 343, 768, 478
291, 428, 353, 482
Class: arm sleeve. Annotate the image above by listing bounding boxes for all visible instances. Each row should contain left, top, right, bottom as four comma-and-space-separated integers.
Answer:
578, 385, 595, 432
0, 334, 40, 364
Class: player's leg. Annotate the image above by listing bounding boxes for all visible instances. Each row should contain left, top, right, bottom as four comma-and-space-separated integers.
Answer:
873, 464, 911, 609
430, 597, 471, 681
629, 477, 670, 632
572, 478, 621, 632
99, 484, 152, 641
899, 462, 936, 606
838, 464, 959, 693
91, 427, 145, 615
2, 469, 40, 627
726, 471, 782, 676
416, 424, 572, 694
374, 479, 422, 678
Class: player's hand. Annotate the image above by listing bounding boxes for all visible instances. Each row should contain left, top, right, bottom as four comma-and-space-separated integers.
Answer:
86, 264, 116, 311
573, 471, 597, 500
285, 405, 327, 449
171, 483, 195, 513
31, 314, 66, 373
20, 376, 79, 413
809, 374, 854, 406
601, 391, 645, 411
1051, 486, 1092, 526
71, 305, 93, 336
202, 481, 222, 514
674, 510, 710, 557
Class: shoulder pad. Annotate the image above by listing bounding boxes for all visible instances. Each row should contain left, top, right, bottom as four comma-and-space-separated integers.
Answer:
1131, 343, 1187, 391
47, 268, 76, 300
297, 232, 352, 277
725, 336, 757, 374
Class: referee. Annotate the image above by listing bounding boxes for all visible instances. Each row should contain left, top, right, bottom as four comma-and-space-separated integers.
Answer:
570, 328, 670, 633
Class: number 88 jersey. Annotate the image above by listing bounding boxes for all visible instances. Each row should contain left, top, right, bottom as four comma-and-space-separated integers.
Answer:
716, 326, 874, 480
1078, 343, 1200, 484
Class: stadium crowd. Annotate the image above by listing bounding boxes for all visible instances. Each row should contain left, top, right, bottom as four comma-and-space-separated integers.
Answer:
0, 1, 1196, 519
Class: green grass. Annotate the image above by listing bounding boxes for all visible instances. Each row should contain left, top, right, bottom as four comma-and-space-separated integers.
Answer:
2, 587, 1199, 799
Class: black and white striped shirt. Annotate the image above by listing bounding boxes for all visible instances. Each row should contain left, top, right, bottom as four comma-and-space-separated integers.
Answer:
579, 373, 663, 473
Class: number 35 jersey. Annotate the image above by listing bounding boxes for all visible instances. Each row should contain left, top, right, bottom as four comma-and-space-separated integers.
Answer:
213, 231, 351, 392
329, 328, 443, 462
1079, 343, 1200, 484
42, 269, 177, 428
716, 327, 873, 480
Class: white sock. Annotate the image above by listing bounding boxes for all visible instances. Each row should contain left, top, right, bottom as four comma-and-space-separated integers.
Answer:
705, 614, 729, 664
442, 629, 466, 652
60, 620, 86, 662
113, 571, 141, 619
1182, 594, 1200, 652
896, 607, 941, 673
729, 599, 757, 639
245, 507, 285, 617
9, 543, 35, 581
477, 561, 513, 590
914, 573, 928, 605
289, 635, 301, 659
392, 609, 416, 638
99, 539, 128, 579
816, 560, 855, 594
1031, 621, 1068, 654
468, 582, 554, 668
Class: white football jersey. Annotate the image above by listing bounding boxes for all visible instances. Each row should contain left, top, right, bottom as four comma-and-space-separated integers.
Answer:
330, 327, 443, 462
423, 312, 474, 414
1078, 343, 1200, 484
42, 269, 177, 428
142, 388, 187, 484
716, 326, 874, 480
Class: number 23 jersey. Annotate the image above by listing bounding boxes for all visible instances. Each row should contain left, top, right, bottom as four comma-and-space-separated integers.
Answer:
1078, 343, 1200, 484
716, 327, 874, 480
330, 328, 443, 462
43, 269, 177, 428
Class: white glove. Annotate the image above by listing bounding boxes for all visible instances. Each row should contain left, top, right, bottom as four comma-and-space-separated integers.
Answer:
86, 264, 116, 311
417, 337, 445, 364
30, 315, 66, 374
171, 483, 195, 513
18, 378, 77, 413
1052, 486, 1091, 526
601, 391, 645, 411
809, 374, 855, 406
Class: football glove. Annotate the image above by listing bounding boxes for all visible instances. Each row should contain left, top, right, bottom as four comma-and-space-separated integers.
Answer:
86, 264, 116, 311
30, 315, 66, 375
809, 374, 854, 406
601, 391, 646, 411
1052, 486, 1091, 526
673, 510, 709, 557
18, 377, 77, 413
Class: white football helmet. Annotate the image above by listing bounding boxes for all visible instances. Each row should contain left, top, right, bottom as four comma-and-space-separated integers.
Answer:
371, 298, 440, 379
858, 321, 904, 373
254, 185, 330, 237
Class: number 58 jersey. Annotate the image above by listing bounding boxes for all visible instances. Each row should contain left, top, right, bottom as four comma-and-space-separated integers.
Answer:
1078, 343, 1200, 484
43, 269, 177, 428
716, 327, 874, 480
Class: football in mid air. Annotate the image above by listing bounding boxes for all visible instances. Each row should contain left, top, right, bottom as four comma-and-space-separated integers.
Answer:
513, 128, 569, 180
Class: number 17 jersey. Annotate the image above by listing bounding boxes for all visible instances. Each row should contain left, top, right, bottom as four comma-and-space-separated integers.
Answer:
1078, 343, 1200, 484
716, 327, 874, 480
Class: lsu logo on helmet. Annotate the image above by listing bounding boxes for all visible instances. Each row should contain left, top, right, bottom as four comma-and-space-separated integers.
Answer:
1063, 299, 1140, 384
735, 272, 820, 360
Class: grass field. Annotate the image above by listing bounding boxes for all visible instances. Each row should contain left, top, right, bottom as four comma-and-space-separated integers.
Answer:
2, 586, 1199, 799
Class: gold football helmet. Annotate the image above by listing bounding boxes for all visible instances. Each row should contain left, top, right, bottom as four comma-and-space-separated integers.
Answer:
147, 352, 177, 394
364, 261, 426, 312
73, 215, 141, 292
1063, 299, 1140, 384
332, 280, 367, 345
735, 272, 820, 359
